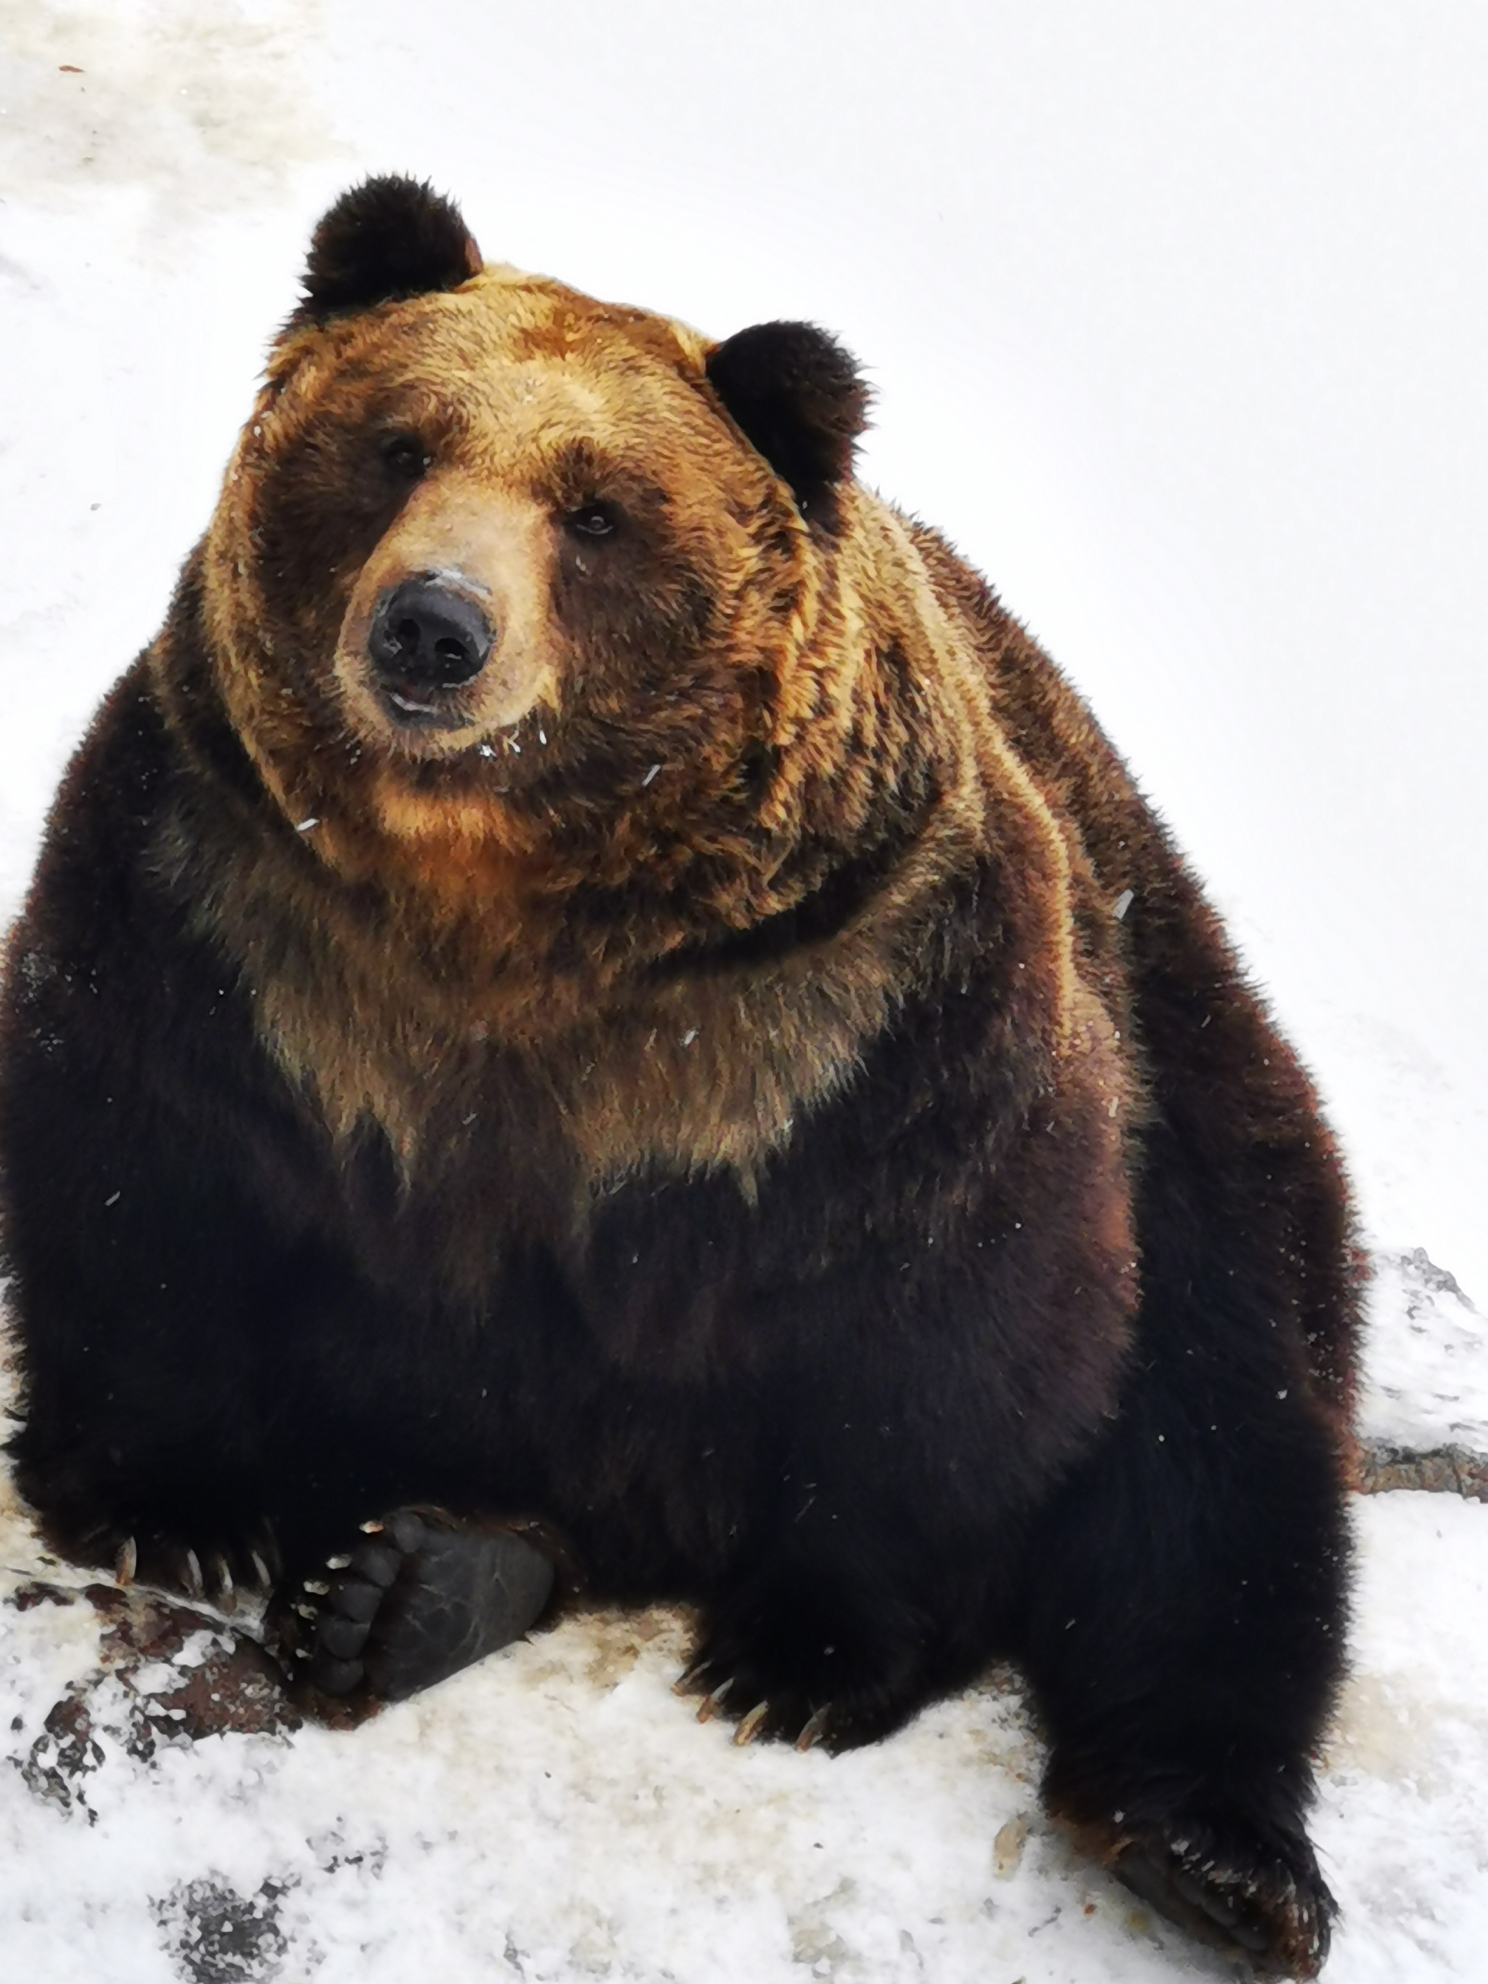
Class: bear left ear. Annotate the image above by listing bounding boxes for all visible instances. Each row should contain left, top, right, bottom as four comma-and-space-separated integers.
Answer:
706, 321, 870, 527
295, 176, 483, 323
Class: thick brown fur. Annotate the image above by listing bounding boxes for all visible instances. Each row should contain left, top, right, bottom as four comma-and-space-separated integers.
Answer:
1, 179, 1358, 1979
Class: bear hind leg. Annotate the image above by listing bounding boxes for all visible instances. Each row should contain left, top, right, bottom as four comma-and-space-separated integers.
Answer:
1021, 1378, 1348, 1980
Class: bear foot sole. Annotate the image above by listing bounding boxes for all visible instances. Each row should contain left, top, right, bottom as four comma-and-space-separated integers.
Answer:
275, 1508, 556, 1715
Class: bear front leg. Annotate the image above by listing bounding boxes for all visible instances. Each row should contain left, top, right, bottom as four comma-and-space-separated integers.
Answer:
677, 1500, 1003, 1753
5, 1201, 367, 1618
1018, 1364, 1349, 1981
9, 1306, 293, 1615
14, 1435, 287, 1616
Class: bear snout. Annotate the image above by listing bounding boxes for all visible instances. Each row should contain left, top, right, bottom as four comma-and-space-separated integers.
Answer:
367, 575, 496, 720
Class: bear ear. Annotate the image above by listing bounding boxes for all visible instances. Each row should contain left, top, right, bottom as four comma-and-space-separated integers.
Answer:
295, 176, 483, 323
705, 321, 870, 527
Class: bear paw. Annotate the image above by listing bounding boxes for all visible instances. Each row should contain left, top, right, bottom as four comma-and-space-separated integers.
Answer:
276, 1509, 555, 1712
678, 1567, 939, 1753
1109, 1812, 1335, 1981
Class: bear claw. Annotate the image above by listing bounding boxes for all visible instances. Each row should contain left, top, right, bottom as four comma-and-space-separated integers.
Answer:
733, 1700, 771, 1745
795, 1705, 832, 1752
97, 1524, 286, 1612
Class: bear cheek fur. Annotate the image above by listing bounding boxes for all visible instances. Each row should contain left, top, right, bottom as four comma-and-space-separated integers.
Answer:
199, 352, 417, 838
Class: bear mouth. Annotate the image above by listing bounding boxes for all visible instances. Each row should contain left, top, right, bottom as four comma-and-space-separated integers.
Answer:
378, 681, 474, 731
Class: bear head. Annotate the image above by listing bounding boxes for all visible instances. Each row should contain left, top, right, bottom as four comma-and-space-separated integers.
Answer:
195, 178, 912, 943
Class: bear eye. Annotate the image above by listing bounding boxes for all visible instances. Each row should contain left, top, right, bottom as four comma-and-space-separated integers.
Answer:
380, 433, 430, 480
563, 501, 619, 540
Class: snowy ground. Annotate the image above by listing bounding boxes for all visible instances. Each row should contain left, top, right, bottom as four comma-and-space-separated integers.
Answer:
2, 4, 1486, 1979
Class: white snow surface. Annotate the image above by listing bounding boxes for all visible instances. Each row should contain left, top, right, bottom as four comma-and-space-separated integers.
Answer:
1360, 1252, 1488, 1458
2, 4, 1487, 1979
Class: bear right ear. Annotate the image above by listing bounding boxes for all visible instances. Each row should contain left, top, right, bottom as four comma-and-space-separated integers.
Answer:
293, 176, 483, 324
706, 321, 870, 529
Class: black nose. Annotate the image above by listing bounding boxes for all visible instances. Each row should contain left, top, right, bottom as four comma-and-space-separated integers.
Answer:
368, 577, 495, 688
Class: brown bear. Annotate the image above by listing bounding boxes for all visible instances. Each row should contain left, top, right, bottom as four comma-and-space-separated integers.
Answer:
0, 177, 1359, 1978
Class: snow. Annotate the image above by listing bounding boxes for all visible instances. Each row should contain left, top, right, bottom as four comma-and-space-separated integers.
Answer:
1360, 1251, 1488, 1459
2, 3, 1486, 1979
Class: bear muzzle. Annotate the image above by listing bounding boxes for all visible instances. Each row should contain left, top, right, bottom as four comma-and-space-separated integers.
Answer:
332, 481, 559, 755
367, 575, 496, 726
